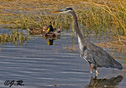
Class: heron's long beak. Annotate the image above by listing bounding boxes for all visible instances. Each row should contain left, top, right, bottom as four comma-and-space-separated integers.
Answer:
53, 9, 65, 13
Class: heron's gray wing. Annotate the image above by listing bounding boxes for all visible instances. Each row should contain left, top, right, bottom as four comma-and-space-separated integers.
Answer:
86, 42, 123, 70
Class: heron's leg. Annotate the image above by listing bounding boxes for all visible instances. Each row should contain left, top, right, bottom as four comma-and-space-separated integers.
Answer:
90, 65, 93, 74
94, 67, 99, 76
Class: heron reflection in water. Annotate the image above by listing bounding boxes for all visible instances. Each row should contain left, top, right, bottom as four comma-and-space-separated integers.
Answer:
85, 75, 123, 88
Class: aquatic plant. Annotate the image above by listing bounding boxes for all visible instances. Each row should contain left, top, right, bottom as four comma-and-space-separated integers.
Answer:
0, 31, 29, 45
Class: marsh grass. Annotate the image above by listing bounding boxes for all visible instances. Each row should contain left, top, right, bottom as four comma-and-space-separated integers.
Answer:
0, 0, 126, 47
0, 31, 29, 45
0, 0, 126, 35
91, 1, 126, 36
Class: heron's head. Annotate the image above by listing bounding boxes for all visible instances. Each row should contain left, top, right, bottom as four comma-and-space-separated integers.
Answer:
53, 7, 73, 14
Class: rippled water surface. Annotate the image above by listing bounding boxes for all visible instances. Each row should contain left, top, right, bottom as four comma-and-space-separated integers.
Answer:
0, 30, 126, 88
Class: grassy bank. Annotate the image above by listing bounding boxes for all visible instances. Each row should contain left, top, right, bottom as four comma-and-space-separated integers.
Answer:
0, 30, 29, 45
0, 0, 126, 35
0, 0, 126, 50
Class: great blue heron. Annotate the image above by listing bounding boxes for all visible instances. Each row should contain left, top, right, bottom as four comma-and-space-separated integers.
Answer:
53, 7, 123, 75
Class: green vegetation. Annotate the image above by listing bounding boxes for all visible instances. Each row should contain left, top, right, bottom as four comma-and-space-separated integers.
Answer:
0, 0, 126, 49
0, 0, 126, 36
0, 31, 29, 45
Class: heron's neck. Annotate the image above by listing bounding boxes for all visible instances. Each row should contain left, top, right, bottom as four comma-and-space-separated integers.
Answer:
71, 11, 85, 45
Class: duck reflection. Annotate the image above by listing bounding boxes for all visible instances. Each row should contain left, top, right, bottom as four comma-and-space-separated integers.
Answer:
43, 35, 60, 45
44, 35, 60, 45
85, 75, 123, 88
47, 39, 54, 45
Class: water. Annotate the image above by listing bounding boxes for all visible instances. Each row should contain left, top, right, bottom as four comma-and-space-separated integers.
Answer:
0, 31, 126, 88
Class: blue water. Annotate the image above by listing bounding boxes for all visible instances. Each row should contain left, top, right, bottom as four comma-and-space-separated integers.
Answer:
0, 31, 126, 88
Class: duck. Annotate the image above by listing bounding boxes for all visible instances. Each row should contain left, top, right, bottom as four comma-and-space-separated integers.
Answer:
44, 25, 61, 38
42, 25, 48, 34
27, 25, 47, 35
